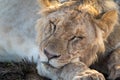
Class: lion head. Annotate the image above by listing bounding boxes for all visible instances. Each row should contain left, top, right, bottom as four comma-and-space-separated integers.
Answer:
36, 0, 118, 68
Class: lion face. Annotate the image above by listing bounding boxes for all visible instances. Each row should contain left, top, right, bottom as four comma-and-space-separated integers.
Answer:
36, 1, 118, 68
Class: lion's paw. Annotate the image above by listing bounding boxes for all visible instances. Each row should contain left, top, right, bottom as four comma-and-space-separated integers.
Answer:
108, 64, 120, 80
73, 70, 105, 80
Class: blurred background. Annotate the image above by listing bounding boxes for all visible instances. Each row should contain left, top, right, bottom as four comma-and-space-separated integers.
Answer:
0, 0, 40, 62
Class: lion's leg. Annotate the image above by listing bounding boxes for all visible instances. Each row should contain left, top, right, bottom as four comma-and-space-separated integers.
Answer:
60, 62, 105, 80
37, 60, 105, 80
107, 48, 120, 80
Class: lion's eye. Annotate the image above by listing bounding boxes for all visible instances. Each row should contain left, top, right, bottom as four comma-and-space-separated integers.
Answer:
69, 36, 84, 41
77, 36, 84, 40
69, 36, 76, 41
44, 21, 56, 37
49, 21, 56, 34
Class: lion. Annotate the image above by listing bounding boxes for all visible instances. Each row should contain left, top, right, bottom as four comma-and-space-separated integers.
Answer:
36, 0, 120, 80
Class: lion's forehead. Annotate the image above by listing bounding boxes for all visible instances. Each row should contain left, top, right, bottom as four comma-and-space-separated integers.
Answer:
47, 9, 95, 28
41, 10, 97, 43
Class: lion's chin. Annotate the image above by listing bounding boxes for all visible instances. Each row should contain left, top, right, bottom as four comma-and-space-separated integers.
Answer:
39, 58, 63, 69
40, 53, 81, 68
40, 59, 69, 69
48, 58, 70, 69
49, 57, 81, 68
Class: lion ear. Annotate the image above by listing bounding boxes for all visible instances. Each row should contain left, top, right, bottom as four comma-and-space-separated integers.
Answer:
97, 10, 118, 39
37, 0, 59, 8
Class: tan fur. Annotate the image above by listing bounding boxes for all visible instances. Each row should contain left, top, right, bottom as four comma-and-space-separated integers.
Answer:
36, 0, 120, 80
37, 0, 59, 8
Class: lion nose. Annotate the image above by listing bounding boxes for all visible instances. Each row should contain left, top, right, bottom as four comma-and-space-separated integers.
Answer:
44, 49, 60, 60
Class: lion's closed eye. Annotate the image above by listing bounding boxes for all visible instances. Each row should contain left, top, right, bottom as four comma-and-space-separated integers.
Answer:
49, 21, 56, 34
44, 21, 56, 37
69, 36, 85, 41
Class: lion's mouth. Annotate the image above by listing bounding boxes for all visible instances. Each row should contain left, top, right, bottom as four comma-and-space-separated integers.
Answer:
41, 49, 80, 68
44, 49, 61, 60
41, 48, 85, 68
41, 49, 70, 68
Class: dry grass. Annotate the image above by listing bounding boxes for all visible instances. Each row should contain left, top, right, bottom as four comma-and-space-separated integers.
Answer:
0, 61, 49, 80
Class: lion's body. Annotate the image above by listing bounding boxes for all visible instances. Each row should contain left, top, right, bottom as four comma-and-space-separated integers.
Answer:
0, 0, 39, 62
